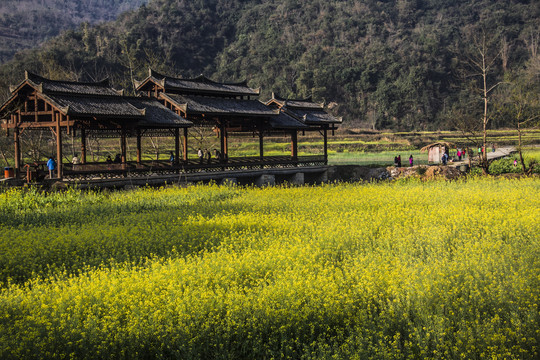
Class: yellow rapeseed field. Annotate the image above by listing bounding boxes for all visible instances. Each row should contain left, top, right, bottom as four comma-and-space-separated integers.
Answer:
0, 177, 539, 359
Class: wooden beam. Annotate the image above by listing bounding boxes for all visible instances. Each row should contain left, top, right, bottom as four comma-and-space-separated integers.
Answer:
323, 127, 328, 164
21, 111, 55, 116
34, 95, 38, 122
3, 121, 76, 129
259, 130, 264, 160
174, 128, 180, 165
136, 129, 142, 164
183, 128, 188, 161
56, 112, 63, 179
13, 125, 20, 177
291, 130, 298, 160
120, 128, 127, 163
220, 122, 226, 162
81, 128, 87, 164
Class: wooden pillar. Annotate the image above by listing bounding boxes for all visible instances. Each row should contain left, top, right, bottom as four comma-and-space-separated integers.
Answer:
13, 125, 20, 177
136, 129, 142, 164
183, 127, 188, 162
220, 122, 226, 162
56, 113, 63, 179
259, 130, 264, 160
323, 127, 328, 164
81, 128, 87, 164
120, 128, 127, 163
224, 127, 229, 160
291, 130, 298, 160
34, 96, 38, 122
174, 128, 180, 165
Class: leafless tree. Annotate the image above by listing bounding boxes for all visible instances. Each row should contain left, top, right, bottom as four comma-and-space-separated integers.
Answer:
495, 55, 540, 174
457, 27, 505, 174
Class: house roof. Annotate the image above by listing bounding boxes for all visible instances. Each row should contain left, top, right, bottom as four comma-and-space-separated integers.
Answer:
43, 94, 144, 118
160, 93, 275, 116
23, 71, 122, 96
136, 69, 260, 97
420, 142, 454, 152
1, 71, 191, 128
267, 93, 325, 110
267, 112, 309, 129
160, 93, 308, 130
266, 93, 342, 126
287, 108, 342, 125
127, 98, 192, 127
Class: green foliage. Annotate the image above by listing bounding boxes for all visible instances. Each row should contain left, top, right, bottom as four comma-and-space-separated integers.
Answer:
489, 157, 521, 175
489, 153, 540, 175
0, 0, 538, 130
0, 0, 149, 63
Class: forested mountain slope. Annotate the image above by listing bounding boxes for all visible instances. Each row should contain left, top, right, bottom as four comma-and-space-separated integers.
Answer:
0, 0, 149, 63
0, 0, 538, 130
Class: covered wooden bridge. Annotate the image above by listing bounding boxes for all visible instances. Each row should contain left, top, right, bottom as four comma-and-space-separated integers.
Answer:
1, 70, 342, 185
135, 69, 340, 164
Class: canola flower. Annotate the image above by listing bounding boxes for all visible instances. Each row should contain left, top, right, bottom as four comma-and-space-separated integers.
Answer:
0, 178, 539, 359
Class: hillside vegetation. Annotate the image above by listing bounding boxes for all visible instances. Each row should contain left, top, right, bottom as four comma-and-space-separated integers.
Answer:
0, 0, 538, 130
0, 0, 148, 63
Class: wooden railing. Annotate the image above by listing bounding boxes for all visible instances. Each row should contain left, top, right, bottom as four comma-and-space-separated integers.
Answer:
61, 155, 327, 180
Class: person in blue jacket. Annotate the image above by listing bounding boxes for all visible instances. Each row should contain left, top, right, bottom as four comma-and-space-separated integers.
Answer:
47, 156, 56, 178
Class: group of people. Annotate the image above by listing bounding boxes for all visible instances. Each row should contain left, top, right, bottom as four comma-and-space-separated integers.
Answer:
476, 144, 496, 157
105, 154, 122, 163
197, 148, 221, 164
393, 155, 414, 167
45, 147, 227, 178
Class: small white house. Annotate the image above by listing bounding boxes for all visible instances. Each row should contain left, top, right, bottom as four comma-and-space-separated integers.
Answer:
421, 142, 452, 164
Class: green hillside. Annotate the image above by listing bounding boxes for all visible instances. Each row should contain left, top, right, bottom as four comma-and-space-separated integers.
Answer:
0, 0, 538, 130
0, 0, 149, 63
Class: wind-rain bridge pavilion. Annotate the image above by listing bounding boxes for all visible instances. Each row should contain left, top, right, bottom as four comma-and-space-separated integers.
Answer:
1, 70, 341, 186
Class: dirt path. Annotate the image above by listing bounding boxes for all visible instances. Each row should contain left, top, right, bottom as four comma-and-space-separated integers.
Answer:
450, 146, 516, 167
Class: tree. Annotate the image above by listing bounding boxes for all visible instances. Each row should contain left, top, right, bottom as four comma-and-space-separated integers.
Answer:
495, 56, 540, 174
456, 27, 504, 174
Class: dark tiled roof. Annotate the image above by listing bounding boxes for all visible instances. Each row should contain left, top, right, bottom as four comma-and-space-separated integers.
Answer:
137, 69, 259, 97
287, 108, 342, 125
25, 71, 122, 96
127, 98, 192, 128
44, 94, 144, 117
2, 72, 192, 129
42, 95, 191, 127
267, 93, 342, 125
268, 93, 324, 110
161, 93, 275, 116
267, 112, 309, 129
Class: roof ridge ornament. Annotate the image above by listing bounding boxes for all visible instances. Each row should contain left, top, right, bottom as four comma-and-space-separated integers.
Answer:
149, 68, 166, 79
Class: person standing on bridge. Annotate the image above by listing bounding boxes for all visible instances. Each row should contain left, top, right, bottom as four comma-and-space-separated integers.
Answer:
198, 148, 203, 164
47, 156, 56, 179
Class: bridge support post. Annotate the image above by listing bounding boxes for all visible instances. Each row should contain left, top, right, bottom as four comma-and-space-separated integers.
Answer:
255, 174, 275, 187
220, 177, 237, 186
288, 172, 304, 185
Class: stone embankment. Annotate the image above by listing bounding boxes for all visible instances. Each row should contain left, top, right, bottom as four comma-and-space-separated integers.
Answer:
327, 165, 463, 182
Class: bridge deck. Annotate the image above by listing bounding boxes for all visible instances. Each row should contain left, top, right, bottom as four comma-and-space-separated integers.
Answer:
56, 155, 327, 181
